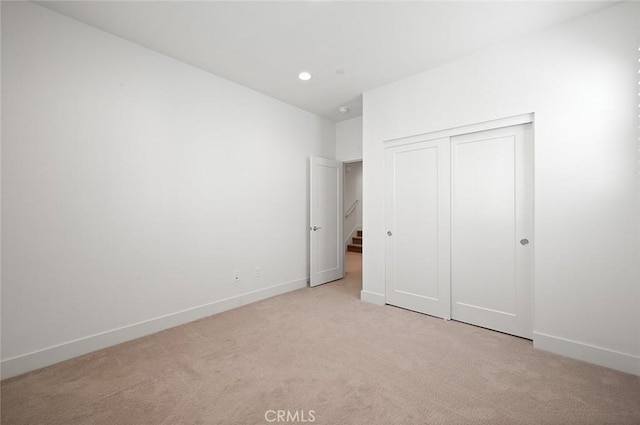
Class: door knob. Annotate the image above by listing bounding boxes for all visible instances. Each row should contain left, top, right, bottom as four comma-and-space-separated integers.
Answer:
520, 238, 529, 246
387, 231, 393, 236
312, 226, 322, 231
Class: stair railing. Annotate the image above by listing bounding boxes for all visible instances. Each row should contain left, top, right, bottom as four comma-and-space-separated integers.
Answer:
345, 199, 359, 218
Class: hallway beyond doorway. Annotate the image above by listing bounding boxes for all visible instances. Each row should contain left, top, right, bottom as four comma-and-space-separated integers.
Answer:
324, 250, 362, 300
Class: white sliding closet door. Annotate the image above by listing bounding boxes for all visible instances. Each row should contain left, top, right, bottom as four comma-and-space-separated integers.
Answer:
450, 124, 533, 339
385, 138, 451, 319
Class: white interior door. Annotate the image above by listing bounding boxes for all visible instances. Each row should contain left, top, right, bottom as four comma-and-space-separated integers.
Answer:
385, 138, 451, 318
310, 156, 344, 287
451, 124, 533, 339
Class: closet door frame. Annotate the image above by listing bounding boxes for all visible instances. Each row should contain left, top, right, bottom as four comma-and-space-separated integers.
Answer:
382, 113, 534, 329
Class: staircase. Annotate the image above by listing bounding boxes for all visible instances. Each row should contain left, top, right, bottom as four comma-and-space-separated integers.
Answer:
347, 230, 363, 253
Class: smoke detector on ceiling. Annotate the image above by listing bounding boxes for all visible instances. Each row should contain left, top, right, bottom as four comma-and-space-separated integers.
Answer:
338, 106, 350, 114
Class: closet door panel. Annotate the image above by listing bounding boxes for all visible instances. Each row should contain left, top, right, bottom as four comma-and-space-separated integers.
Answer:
451, 124, 533, 339
385, 138, 450, 319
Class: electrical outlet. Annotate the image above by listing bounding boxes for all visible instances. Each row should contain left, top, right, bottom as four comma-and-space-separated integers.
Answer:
255, 267, 261, 277
234, 271, 240, 282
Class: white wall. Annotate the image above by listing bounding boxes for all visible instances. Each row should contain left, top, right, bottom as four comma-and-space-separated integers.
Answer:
1, 2, 335, 378
343, 161, 362, 247
362, 2, 640, 375
336, 117, 363, 162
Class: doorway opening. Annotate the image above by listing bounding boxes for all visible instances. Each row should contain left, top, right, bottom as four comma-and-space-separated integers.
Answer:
344, 160, 363, 284
344, 161, 363, 253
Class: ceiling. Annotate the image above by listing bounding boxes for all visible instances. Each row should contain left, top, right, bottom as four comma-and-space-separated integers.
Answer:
35, 1, 617, 122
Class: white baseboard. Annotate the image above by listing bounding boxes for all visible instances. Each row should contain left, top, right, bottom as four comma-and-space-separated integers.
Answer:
360, 290, 385, 306
1, 277, 308, 380
533, 331, 640, 376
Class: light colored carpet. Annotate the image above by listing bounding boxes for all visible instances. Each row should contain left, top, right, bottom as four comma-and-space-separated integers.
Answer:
2, 252, 640, 425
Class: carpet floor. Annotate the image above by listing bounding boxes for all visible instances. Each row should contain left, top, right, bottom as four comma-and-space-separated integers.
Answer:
2, 252, 640, 425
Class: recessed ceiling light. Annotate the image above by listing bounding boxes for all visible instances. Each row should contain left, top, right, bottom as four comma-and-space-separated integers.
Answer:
298, 71, 312, 81
339, 106, 350, 114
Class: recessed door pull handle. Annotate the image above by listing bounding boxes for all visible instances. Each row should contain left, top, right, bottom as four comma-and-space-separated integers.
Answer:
520, 239, 529, 246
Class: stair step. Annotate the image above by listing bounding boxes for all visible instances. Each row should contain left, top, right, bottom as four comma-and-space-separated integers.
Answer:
347, 243, 362, 253
357, 230, 363, 237
352, 236, 362, 244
